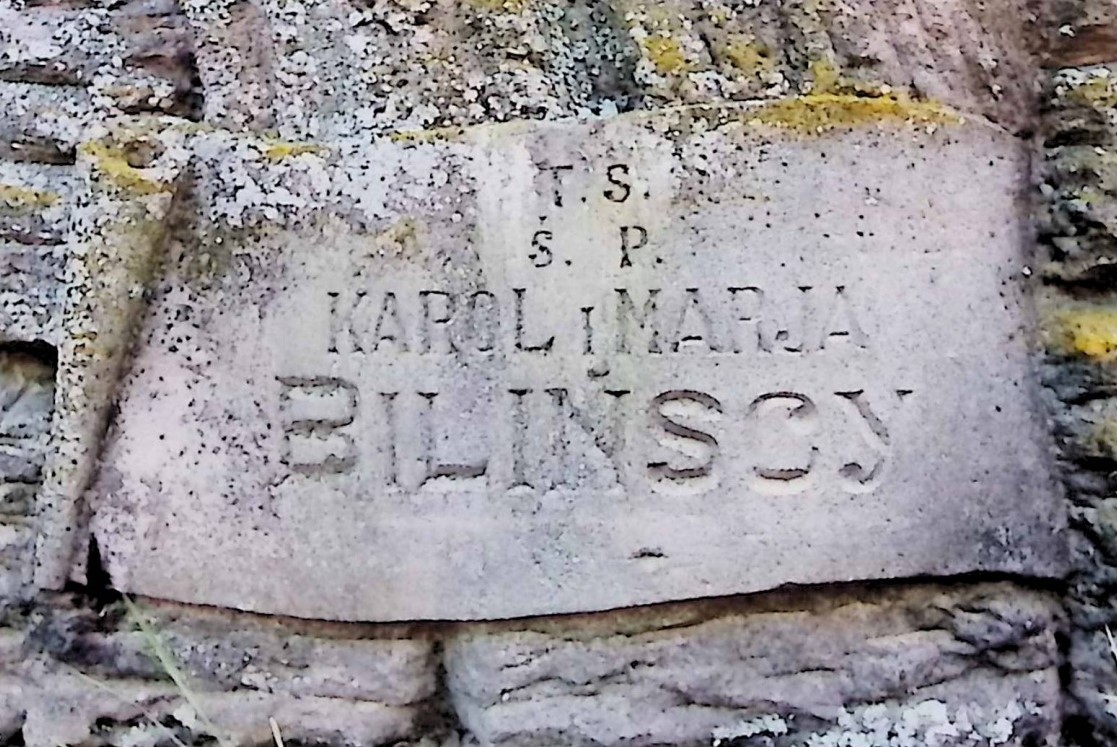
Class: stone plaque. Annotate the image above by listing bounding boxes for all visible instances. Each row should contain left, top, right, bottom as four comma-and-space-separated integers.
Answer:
87, 106, 1063, 621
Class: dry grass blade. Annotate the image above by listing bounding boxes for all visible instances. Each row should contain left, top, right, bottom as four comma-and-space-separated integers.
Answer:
1102, 625, 1117, 708
270, 717, 285, 747
124, 596, 234, 747
63, 664, 190, 747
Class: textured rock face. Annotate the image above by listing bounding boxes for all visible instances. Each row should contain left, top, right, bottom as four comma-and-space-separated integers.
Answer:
0, 0, 1106, 745
445, 584, 1062, 747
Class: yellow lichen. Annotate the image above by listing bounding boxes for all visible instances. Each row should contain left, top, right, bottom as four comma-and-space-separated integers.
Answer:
743, 93, 963, 134
0, 184, 59, 210
78, 141, 171, 196
466, 0, 526, 12
805, 58, 900, 98
1053, 308, 1117, 361
374, 217, 423, 258
707, 8, 729, 27
262, 141, 327, 161
723, 40, 775, 77
643, 36, 689, 76
1069, 76, 1117, 111
809, 59, 842, 94
389, 125, 468, 144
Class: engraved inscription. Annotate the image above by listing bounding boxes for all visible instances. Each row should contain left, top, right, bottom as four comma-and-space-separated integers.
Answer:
276, 382, 914, 494
325, 286, 869, 357
283, 162, 891, 495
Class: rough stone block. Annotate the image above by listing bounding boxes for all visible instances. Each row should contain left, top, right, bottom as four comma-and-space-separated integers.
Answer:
0, 668, 424, 747
27, 602, 437, 705
443, 584, 1061, 746
0, 348, 55, 483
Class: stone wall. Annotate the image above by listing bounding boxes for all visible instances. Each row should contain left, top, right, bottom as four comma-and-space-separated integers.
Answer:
1043, 1, 1117, 744
0, 0, 1110, 745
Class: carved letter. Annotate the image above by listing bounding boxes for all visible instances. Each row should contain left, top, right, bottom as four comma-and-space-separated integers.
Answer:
277, 376, 359, 475
372, 292, 409, 353
419, 290, 457, 354
619, 225, 648, 268
647, 390, 722, 487
582, 306, 595, 355
604, 164, 632, 203
833, 389, 907, 492
615, 288, 661, 354
466, 291, 499, 353
746, 392, 818, 494
530, 230, 554, 268
514, 288, 554, 353
346, 290, 372, 354
545, 388, 630, 489
509, 388, 534, 491
819, 286, 869, 350
728, 286, 769, 353
770, 287, 811, 353
327, 291, 341, 353
541, 164, 574, 207
418, 392, 488, 488
381, 392, 399, 488
670, 288, 721, 353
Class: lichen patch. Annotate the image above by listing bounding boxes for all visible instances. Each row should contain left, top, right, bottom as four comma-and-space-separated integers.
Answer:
743, 93, 965, 134
0, 184, 60, 210
1051, 307, 1117, 361
77, 141, 173, 196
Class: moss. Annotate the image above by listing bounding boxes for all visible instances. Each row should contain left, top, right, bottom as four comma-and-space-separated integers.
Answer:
0, 184, 60, 210
78, 141, 171, 196
643, 36, 688, 76
743, 93, 963, 134
1053, 308, 1117, 361
262, 140, 327, 161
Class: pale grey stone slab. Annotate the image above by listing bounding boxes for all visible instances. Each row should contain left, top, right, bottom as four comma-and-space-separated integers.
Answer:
88, 105, 1063, 621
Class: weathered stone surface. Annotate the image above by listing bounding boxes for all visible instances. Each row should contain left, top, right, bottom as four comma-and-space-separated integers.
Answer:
3, 597, 439, 747
75, 105, 1062, 621
182, 0, 1044, 139
0, 668, 424, 747
29, 122, 190, 592
1037, 5, 1117, 741
28, 600, 438, 704
0, 161, 75, 345
0, 347, 54, 601
444, 583, 1062, 746
0, 0, 1092, 744
0, 348, 53, 484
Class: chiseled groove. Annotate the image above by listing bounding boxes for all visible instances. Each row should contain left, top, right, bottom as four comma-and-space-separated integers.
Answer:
0, 224, 64, 247
0, 66, 85, 88
0, 137, 77, 167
